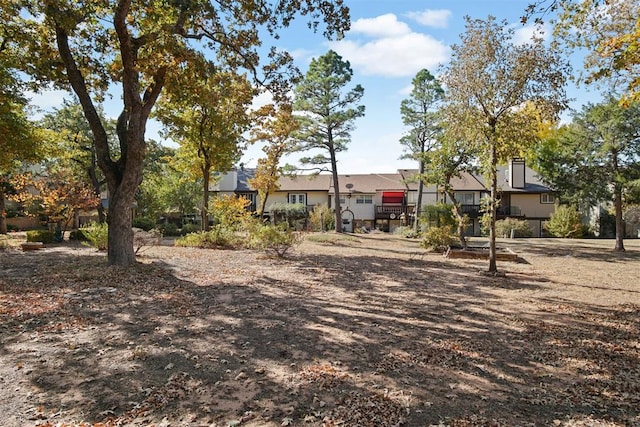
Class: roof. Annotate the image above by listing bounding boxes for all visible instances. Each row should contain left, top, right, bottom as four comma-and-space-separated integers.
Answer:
330, 173, 409, 194
474, 165, 552, 193
277, 174, 333, 191
398, 169, 484, 192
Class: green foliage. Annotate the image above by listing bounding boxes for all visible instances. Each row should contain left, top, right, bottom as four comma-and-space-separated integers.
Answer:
210, 195, 252, 231
421, 225, 457, 252
269, 203, 308, 229
26, 230, 54, 243
175, 225, 238, 249
421, 203, 456, 230
69, 229, 90, 241
180, 223, 199, 235
495, 218, 533, 238
545, 205, 584, 238
308, 204, 334, 232
394, 226, 421, 239
249, 223, 303, 258
133, 217, 156, 231
157, 223, 180, 237
81, 222, 108, 251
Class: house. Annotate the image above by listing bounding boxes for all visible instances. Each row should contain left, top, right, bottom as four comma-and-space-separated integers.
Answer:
210, 158, 556, 236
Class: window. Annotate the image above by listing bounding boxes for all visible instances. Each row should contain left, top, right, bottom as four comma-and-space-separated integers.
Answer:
541, 193, 555, 204
289, 193, 306, 205
356, 194, 373, 204
456, 192, 475, 205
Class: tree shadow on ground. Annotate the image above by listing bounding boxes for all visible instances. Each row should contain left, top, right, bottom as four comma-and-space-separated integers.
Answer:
0, 244, 638, 426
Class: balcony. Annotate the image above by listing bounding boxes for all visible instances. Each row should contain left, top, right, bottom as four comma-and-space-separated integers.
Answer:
458, 205, 523, 219
375, 205, 413, 220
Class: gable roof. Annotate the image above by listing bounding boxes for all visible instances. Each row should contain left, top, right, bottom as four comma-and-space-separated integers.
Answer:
330, 173, 409, 194
277, 174, 333, 192
399, 169, 485, 192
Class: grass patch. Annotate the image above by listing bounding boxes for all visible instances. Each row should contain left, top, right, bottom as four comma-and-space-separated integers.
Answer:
305, 232, 360, 244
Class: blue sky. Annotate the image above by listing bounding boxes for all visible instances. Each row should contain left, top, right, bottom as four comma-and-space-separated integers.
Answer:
29, 1, 601, 175
240, 0, 602, 174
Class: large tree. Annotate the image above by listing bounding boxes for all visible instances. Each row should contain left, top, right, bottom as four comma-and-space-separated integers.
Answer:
249, 103, 300, 215
536, 97, 640, 251
40, 100, 117, 223
526, 0, 640, 104
0, 61, 41, 233
3, 1, 349, 265
399, 69, 444, 230
441, 16, 568, 273
293, 50, 365, 232
156, 67, 254, 231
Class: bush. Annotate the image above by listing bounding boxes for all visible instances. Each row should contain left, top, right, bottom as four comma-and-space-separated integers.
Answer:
495, 217, 532, 238
420, 203, 456, 231
69, 229, 91, 241
394, 226, 421, 239
175, 225, 238, 249
26, 230, 54, 243
546, 205, 584, 238
157, 222, 180, 236
269, 203, 308, 229
210, 195, 252, 231
82, 222, 108, 250
421, 225, 457, 252
132, 217, 156, 231
249, 223, 303, 258
308, 204, 334, 232
180, 223, 199, 235
0, 235, 8, 250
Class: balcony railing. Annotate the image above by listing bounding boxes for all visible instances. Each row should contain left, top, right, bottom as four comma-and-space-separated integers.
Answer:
375, 205, 413, 219
458, 205, 522, 218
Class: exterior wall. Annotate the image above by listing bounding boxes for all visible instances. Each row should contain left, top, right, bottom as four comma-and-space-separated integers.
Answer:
510, 193, 555, 219
343, 195, 375, 222
266, 191, 328, 210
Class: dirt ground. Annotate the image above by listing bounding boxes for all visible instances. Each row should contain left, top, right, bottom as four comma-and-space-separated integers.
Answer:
1, 233, 639, 427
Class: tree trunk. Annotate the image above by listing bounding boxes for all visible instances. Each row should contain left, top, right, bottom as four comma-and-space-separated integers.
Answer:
0, 187, 7, 234
613, 185, 625, 252
488, 140, 498, 273
330, 146, 342, 233
106, 183, 136, 265
414, 159, 425, 231
202, 165, 211, 231
446, 190, 467, 249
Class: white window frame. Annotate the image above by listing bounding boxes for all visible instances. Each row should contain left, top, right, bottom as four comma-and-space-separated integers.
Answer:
356, 194, 373, 204
289, 193, 307, 205
541, 193, 555, 204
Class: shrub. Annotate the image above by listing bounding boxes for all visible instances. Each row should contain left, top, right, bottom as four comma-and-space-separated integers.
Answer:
210, 195, 252, 231
180, 223, 199, 235
26, 230, 54, 243
420, 203, 456, 231
249, 223, 303, 258
546, 205, 584, 238
69, 229, 91, 241
175, 225, 238, 248
132, 217, 156, 231
0, 235, 8, 250
157, 222, 180, 236
394, 226, 421, 239
269, 203, 308, 229
82, 222, 108, 250
308, 204, 334, 232
421, 225, 457, 252
495, 217, 532, 238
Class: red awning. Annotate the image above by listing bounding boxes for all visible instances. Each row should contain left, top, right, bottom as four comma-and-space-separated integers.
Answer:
382, 191, 404, 204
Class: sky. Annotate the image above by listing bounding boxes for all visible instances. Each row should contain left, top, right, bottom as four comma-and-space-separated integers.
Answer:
240, 0, 602, 174
29, 1, 601, 175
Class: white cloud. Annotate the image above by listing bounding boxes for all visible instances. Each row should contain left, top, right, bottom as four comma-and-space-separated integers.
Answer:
349, 13, 412, 38
406, 9, 451, 29
512, 23, 551, 45
331, 33, 449, 78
